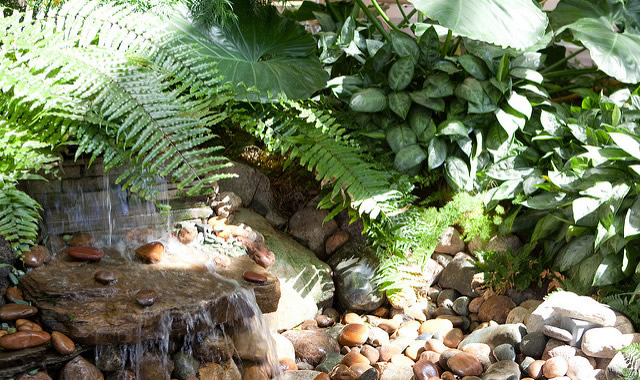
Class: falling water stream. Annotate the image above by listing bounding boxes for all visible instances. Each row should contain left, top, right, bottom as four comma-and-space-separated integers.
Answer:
35, 173, 281, 379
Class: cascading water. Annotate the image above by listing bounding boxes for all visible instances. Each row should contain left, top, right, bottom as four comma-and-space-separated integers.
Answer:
26, 171, 282, 379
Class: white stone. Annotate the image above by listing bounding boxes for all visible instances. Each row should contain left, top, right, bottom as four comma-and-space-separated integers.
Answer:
282, 370, 324, 380
621, 332, 640, 346
567, 356, 595, 380
272, 332, 295, 361
581, 327, 624, 358
367, 326, 390, 347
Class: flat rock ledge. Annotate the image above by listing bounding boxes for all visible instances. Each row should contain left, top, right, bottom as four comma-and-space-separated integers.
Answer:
20, 248, 279, 345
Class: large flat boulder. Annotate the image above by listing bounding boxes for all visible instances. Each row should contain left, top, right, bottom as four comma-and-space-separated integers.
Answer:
21, 246, 279, 345
233, 208, 334, 330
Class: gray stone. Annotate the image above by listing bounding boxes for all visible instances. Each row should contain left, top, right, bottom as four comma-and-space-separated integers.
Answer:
328, 242, 384, 312
315, 352, 343, 373
459, 324, 527, 351
520, 332, 547, 359
520, 356, 535, 373
561, 317, 602, 347
437, 289, 460, 309
494, 343, 516, 362
432, 253, 454, 269
438, 252, 479, 297
282, 330, 340, 367
484, 235, 522, 255
0, 238, 14, 295
289, 206, 338, 258
422, 258, 444, 285
527, 292, 616, 334
427, 286, 441, 301
482, 360, 521, 380
60, 356, 105, 380
542, 325, 573, 342
453, 296, 471, 316
435, 226, 465, 254
380, 363, 413, 380
171, 352, 199, 380
358, 368, 379, 380
614, 314, 635, 334
95, 345, 125, 371
282, 370, 324, 380
335, 208, 366, 244
233, 208, 334, 330
581, 327, 624, 358
417, 332, 433, 341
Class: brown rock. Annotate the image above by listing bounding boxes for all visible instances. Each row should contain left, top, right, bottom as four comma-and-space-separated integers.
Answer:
461, 343, 492, 370
349, 363, 372, 376
178, 225, 197, 245
282, 329, 340, 367
441, 371, 457, 380
447, 352, 483, 377
24, 246, 50, 268
443, 328, 464, 348
439, 349, 462, 370
437, 315, 465, 328
279, 357, 297, 371
52, 331, 75, 355
69, 233, 95, 247
135, 242, 164, 263
0, 304, 38, 320
313, 373, 331, 380
344, 312, 364, 325
0, 330, 7, 337
243, 365, 268, 380
527, 359, 546, 378
61, 356, 104, 379
361, 344, 380, 364
372, 306, 390, 318
413, 357, 440, 380
329, 364, 358, 380
69, 246, 104, 262
0, 330, 51, 350
468, 297, 484, 313
315, 314, 335, 328
6, 286, 23, 302
16, 319, 42, 331
243, 271, 267, 283
248, 246, 275, 269
94, 270, 117, 285
339, 324, 369, 347
477, 295, 515, 324
300, 319, 319, 330
136, 289, 157, 307
419, 319, 454, 335
419, 350, 441, 365
342, 350, 371, 366
105, 370, 135, 380
16, 372, 52, 380
326, 231, 350, 256
378, 318, 401, 334
379, 344, 403, 362
543, 357, 568, 378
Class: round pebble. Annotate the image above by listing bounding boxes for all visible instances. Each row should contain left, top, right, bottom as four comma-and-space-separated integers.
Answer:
494, 343, 516, 361
16, 319, 42, 332
520, 332, 548, 358
51, 331, 75, 355
243, 271, 267, 283
136, 289, 157, 307
443, 328, 463, 348
94, 270, 117, 285
344, 312, 364, 325
452, 296, 471, 316
360, 344, 379, 364
419, 319, 454, 335
541, 325, 572, 342
338, 324, 368, 347
543, 356, 568, 378
0, 304, 38, 320
6, 287, 23, 302
437, 289, 460, 308
135, 241, 164, 263
315, 314, 335, 328
447, 352, 483, 377
68, 246, 104, 261
342, 350, 370, 366
468, 297, 484, 313
413, 357, 440, 379
313, 373, 330, 380
0, 330, 51, 350
424, 338, 448, 354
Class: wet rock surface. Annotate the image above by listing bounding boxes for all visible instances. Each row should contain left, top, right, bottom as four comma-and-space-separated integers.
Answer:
20, 250, 280, 345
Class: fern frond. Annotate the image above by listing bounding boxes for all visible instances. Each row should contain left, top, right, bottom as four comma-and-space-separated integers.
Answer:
621, 344, 640, 380
0, 185, 42, 254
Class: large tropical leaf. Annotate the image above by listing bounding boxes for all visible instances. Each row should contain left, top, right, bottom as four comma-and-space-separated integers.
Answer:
407, 0, 548, 50
550, 0, 640, 83
168, 3, 328, 102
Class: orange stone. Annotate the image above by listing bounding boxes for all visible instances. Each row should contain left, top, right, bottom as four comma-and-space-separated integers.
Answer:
313, 373, 331, 380
135, 242, 164, 263
338, 324, 369, 347
51, 331, 75, 355
6, 287, 23, 302
16, 319, 42, 332
279, 357, 297, 371
68, 246, 104, 261
342, 350, 371, 366
0, 331, 51, 350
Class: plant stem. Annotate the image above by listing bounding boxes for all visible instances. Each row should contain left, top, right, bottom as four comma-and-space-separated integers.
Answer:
398, 9, 417, 28
541, 47, 588, 74
355, 0, 391, 42
370, 0, 402, 32
544, 68, 599, 78
442, 29, 452, 57
395, 0, 409, 25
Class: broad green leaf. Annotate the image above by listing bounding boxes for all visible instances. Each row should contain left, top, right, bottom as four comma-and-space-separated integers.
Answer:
458, 55, 490, 80
496, 108, 526, 138
409, 93, 446, 112
506, 92, 532, 119
409, 106, 435, 142
391, 30, 419, 63
444, 156, 470, 191
422, 73, 455, 98
554, 234, 596, 271
349, 88, 387, 112
610, 132, 640, 160
169, 6, 328, 102
523, 192, 569, 210
574, 254, 602, 290
551, 0, 640, 83
593, 254, 626, 286
486, 179, 522, 203
497, 53, 510, 81
386, 125, 418, 153
339, 17, 356, 45
327, 75, 363, 101
312, 11, 336, 32
394, 144, 427, 172
573, 197, 603, 226
455, 78, 485, 105
437, 120, 468, 137
510, 68, 543, 84
389, 57, 415, 91
389, 92, 412, 120
625, 196, 640, 238
418, 26, 440, 67
531, 213, 564, 242
428, 138, 447, 169
407, 0, 548, 49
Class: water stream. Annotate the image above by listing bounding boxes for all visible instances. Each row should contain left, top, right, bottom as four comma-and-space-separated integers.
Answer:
35, 173, 281, 379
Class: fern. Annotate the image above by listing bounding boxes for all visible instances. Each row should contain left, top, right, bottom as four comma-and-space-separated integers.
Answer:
620, 344, 640, 380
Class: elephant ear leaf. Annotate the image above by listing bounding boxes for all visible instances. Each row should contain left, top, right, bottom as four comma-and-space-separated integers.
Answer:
550, 0, 640, 83
168, 2, 328, 102
407, 0, 547, 50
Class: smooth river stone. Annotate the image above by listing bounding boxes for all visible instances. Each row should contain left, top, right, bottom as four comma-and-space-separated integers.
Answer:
243, 271, 267, 283
0, 304, 38, 320
94, 270, 117, 285
23, 245, 49, 268
0, 331, 51, 350
338, 324, 369, 347
51, 331, 76, 355
136, 289, 157, 307
68, 246, 104, 261
6, 287, 23, 302
16, 319, 42, 332
135, 242, 164, 263
447, 352, 483, 377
